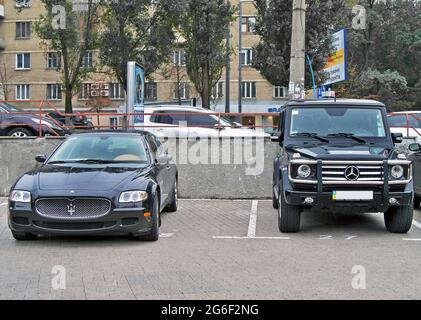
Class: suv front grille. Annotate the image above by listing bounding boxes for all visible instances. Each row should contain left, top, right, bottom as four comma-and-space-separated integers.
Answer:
322, 163, 384, 182
35, 198, 112, 220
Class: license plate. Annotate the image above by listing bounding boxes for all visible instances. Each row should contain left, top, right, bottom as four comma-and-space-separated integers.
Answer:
332, 191, 374, 201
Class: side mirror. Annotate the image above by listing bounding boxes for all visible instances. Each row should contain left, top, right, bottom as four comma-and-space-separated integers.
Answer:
214, 123, 225, 131
156, 154, 172, 164
270, 132, 281, 143
409, 143, 421, 153
35, 155, 47, 163
392, 132, 403, 144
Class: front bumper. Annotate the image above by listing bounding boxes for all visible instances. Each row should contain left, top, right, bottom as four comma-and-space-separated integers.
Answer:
8, 204, 154, 237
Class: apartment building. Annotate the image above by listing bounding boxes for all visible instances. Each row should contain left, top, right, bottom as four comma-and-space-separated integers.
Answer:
0, 0, 287, 123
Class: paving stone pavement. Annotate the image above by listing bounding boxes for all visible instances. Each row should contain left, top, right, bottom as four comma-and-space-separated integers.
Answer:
1, 198, 421, 300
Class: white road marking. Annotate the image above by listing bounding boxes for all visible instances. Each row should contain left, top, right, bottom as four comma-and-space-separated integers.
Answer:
159, 233, 174, 238
412, 220, 421, 230
213, 236, 291, 240
0, 203, 7, 207
247, 200, 258, 238
403, 238, 421, 241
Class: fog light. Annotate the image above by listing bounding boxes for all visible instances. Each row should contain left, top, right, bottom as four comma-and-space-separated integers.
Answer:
304, 197, 314, 205
389, 198, 398, 205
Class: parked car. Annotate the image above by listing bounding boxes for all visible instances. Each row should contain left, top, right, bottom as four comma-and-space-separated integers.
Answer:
271, 99, 413, 234
47, 111, 95, 130
0, 102, 67, 137
408, 142, 421, 209
7, 131, 178, 242
140, 106, 269, 138
388, 111, 421, 138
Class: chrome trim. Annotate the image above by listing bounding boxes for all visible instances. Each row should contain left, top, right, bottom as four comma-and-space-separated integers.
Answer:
35, 197, 112, 221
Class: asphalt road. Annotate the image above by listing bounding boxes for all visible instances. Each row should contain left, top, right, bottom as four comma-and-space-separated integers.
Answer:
0, 198, 420, 300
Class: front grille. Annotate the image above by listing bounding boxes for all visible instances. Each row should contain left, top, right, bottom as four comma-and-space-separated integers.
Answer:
33, 221, 116, 230
35, 198, 112, 220
322, 163, 384, 183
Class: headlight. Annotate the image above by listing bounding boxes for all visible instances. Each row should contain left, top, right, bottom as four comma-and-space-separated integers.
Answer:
119, 191, 148, 203
10, 190, 31, 203
297, 164, 312, 179
391, 165, 404, 179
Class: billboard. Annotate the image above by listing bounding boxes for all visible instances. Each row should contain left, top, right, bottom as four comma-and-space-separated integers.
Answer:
126, 62, 145, 127
322, 29, 348, 86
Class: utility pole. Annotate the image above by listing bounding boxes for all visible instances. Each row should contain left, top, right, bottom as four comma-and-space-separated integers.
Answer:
289, 0, 306, 100
238, 1, 243, 115
225, 0, 231, 114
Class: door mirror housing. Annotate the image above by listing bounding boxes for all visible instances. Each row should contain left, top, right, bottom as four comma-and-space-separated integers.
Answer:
35, 155, 47, 163
409, 143, 421, 153
214, 123, 225, 131
156, 154, 172, 164
392, 132, 403, 144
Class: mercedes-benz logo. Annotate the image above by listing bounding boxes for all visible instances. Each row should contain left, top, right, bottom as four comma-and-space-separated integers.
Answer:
345, 166, 360, 181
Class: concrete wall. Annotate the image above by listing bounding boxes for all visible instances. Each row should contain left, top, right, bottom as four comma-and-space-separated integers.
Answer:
0, 137, 277, 199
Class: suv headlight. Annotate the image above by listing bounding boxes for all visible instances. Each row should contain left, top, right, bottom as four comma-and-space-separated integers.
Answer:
10, 190, 31, 203
119, 191, 148, 203
297, 164, 312, 179
390, 165, 404, 179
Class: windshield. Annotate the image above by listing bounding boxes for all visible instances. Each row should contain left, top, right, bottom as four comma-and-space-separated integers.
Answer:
289, 107, 387, 138
48, 135, 150, 164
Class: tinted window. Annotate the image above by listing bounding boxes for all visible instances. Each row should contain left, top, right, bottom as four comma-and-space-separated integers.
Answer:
187, 113, 218, 127
151, 111, 187, 125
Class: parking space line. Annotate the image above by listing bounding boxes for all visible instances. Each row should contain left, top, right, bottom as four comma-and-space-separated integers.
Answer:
213, 236, 291, 240
247, 200, 258, 238
412, 220, 421, 230
403, 238, 421, 241
0, 203, 7, 207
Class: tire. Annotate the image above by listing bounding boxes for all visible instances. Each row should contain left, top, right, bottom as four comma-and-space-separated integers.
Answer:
138, 196, 160, 241
12, 231, 38, 241
272, 185, 279, 210
414, 195, 421, 210
384, 204, 414, 234
165, 178, 178, 212
7, 127, 33, 137
278, 185, 301, 233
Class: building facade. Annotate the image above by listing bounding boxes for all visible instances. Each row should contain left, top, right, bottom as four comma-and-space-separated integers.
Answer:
0, 0, 287, 124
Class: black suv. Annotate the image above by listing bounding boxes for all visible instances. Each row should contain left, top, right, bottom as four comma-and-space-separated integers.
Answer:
271, 99, 413, 234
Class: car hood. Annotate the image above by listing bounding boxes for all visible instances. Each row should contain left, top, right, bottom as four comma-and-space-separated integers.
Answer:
287, 144, 392, 161
36, 165, 143, 191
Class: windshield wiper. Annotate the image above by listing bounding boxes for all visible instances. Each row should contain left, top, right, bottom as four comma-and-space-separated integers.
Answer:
327, 133, 366, 144
291, 132, 329, 143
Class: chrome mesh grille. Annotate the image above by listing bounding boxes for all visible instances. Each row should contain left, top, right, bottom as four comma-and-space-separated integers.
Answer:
322, 164, 384, 182
35, 198, 111, 220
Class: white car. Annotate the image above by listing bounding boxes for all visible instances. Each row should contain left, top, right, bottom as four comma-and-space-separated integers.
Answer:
138, 106, 269, 138
388, 111, 421, 138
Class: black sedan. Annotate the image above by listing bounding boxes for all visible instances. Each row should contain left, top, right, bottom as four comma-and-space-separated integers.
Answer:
7, 131, 178, 241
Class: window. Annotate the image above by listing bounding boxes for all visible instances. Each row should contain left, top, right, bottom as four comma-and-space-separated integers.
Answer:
387, 115, 407, 127
241, 16, 256, 33
242, 82, 256, 99
212, 82, 224, 99
174, 82, 190, 100
47, 52, 60, 69
16, 53, 31, 70
109, 83, 125, 100
16, 84, 30, 100
240, 49, 253, 66
187, 113, 218, 128
151, 111, 187, 126
82, 51, 93, 68
173, 50, 186, 67
274, 86, 287, 98
46, 84, 62, 100
78, 83, 92, 100
15, 0, 31, 8
109, 118, 118, 130
145, 82, 158, 101
16, 22, 31, 39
